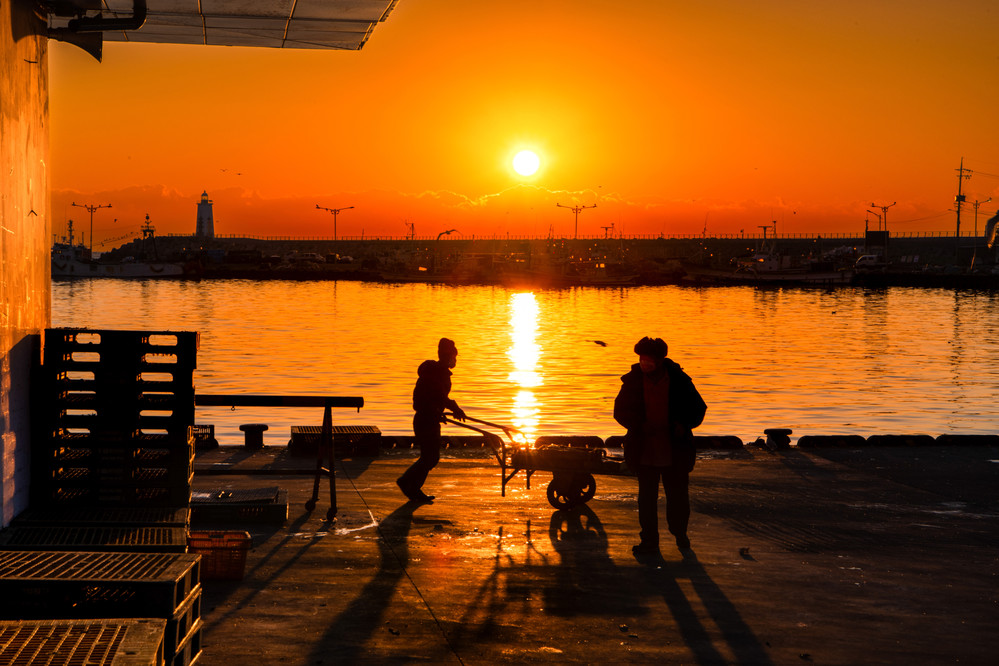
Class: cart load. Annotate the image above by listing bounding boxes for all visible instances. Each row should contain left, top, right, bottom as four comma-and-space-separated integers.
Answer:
443, 414, 630, 510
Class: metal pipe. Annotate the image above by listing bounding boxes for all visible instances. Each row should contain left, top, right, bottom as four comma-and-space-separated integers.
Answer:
68, 0, 147, 32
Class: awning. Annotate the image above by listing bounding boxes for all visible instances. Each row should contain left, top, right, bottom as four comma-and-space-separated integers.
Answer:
47, 0, 402, 52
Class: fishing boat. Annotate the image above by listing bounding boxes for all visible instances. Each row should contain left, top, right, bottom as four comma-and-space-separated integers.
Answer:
495, 240, 638, 287
51, 217, 187, 278
681, 224, 853, 286
498, 261, 638, 287
682, 248, 854, 286
681, 257, 853, 286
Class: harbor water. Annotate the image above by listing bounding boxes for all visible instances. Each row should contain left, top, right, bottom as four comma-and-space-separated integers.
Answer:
52, 279, 999, 446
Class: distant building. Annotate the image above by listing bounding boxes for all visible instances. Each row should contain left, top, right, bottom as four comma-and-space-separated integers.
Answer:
196, 191, 215, 239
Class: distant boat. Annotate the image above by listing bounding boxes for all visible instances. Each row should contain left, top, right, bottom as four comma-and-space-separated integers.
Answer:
51, 216, 188, 279
498, 265, 638, 288
681, 258, 853, 286
682, 225, 853, 286
496, 243, 638, 287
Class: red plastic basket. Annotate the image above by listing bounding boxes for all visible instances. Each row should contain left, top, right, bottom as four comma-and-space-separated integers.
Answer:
187, 530, 251, 580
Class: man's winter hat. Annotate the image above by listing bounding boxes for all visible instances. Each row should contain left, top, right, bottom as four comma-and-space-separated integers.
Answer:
438, 337, 457, 355
634, 336, 668, 358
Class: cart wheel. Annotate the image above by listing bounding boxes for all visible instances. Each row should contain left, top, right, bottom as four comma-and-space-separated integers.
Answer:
576, 473, 597, 504
305, 498, 317, 512
546, 479, 577, 509
546, 473, 597, 510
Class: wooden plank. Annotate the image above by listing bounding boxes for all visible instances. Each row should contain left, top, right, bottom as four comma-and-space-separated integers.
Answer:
194, 395, 362, 409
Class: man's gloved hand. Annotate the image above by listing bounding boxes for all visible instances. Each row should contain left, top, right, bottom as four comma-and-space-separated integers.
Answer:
451, 406, 467, 421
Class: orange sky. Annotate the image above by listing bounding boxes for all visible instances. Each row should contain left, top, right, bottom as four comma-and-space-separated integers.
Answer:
48, 1, 999, 246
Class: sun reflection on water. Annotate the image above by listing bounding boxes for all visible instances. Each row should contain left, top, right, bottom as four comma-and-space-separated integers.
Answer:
508, 292, 541, 442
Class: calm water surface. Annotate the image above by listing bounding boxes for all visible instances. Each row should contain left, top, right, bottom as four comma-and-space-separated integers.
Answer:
51, 280, 999, 446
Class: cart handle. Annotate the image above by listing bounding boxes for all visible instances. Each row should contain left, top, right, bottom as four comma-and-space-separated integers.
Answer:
444, 412, 525, 441
441, 416, 511, 468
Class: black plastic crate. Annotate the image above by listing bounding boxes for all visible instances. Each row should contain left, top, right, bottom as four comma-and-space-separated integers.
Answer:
45, 411, 194, 440
0, 526, 189, 553
190, 488, 289, 526
12, 506, 191, 528
288, 425, 381, 457
48, 466, 193, 491
192, 425, 218, 450
43, 440, 195, 473
51, 390, 195, 421
41, 358, 195, 399
46, 430, 195, 449
0, 618, 167, 666
47, 374, 196, 407
169, 619, 202, 666
163, 586, 201, 658
0, 551, 201, 618
46, 478, 193, 508
43, 329, 199, 369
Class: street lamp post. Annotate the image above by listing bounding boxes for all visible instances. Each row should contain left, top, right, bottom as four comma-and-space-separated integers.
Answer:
869, 202, 895, 232
865, 209, 882, 233
869, 202, 895, 262
556, 203, 596, 239
316, 204, 354, 241
972, 197, 992, 237
71, 201, 111, 256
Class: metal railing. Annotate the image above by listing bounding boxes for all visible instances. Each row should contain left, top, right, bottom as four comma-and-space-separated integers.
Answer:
165, 230, 985, 242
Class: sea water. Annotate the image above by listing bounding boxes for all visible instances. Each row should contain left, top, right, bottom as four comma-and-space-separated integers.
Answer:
52, 279, 999, 445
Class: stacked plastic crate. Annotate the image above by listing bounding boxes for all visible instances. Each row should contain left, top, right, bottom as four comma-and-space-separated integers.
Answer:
33, 328, 198, 511
8, 328, 203, 665
0, 550, 204, 665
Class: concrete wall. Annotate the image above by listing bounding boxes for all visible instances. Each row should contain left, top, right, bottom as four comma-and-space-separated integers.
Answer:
1, 0, 49, 527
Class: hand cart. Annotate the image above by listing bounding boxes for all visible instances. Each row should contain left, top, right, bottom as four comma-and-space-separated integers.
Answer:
443, 413, 629, 509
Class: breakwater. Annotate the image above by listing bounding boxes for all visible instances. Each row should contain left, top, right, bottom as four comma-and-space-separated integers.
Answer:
104, 234, 999, 287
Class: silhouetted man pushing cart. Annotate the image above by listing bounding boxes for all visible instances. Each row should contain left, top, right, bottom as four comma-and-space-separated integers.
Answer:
397, 337, 465, 503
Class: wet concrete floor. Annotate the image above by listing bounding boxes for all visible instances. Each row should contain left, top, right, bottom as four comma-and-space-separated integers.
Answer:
191, 445, 999, 664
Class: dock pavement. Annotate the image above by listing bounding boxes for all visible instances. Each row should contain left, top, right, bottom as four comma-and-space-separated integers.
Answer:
190, 444, 999, 664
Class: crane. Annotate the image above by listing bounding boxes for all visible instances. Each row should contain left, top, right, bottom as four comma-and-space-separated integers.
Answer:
316, 204, 354, 241
556, 203, 596, 239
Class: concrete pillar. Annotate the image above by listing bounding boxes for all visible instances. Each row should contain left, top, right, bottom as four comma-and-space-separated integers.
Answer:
0, 0, 50, 527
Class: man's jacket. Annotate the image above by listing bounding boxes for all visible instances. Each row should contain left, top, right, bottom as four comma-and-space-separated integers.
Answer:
613, 359, 707, 472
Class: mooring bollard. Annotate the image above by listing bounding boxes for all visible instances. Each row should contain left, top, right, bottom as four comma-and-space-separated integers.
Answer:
239, 423, 268, 450
763, 427, 793, 450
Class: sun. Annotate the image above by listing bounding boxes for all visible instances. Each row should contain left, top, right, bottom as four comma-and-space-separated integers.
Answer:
512, 150, 540, 177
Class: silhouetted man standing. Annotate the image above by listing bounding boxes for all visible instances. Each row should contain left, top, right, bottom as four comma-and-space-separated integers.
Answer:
614, 336, 706, 562
397, 338, 465, 503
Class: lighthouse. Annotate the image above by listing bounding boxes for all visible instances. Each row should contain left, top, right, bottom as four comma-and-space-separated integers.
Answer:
196, 191, 215, 239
